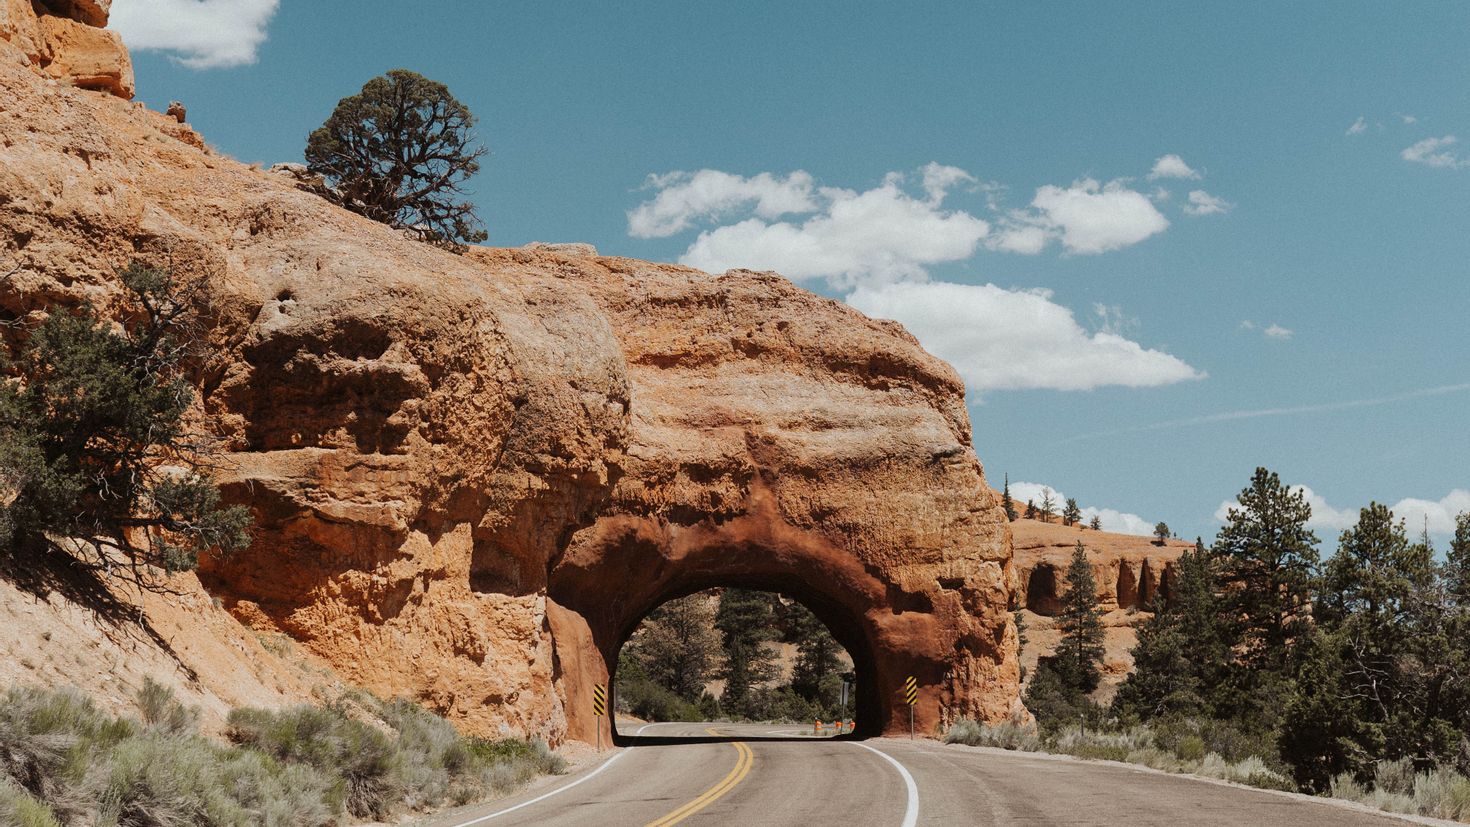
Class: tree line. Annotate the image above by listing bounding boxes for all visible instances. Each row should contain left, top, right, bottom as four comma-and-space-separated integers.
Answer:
1029, 467, 1470, 791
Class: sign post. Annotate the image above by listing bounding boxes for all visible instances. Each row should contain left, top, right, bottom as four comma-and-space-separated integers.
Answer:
903, 676, 917, 739
593, 683, 607, 752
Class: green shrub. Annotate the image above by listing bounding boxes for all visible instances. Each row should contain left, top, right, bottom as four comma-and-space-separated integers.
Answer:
135, 678, 197, 737
945, 717, 1041, 751
0, 781, 61, 827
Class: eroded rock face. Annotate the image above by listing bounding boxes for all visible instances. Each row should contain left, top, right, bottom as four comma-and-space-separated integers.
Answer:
0, 31, 1020, 742
1010, 516, 1190, 700
467, 251, 1021, 738
1, 0, 131, 98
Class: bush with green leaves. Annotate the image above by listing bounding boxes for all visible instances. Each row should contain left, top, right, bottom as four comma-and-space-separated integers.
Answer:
0, 681, 565, 825
0, 263, 250, 587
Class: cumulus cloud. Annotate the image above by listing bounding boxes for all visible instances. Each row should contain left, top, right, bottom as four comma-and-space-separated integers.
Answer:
1010, 481, 1156, 536
627, 170, 817, 238
111, 0, 280, 69
1263, 324, 1293, 340
1402, 135, 1468, 169
1346, 116, 1367, 136
846, 281, 1203, 393
1214, 486, 1470, 537
1183, 190, 1232, 216
1147, 154, 1201, 180
988, 178, 1170, 256
670, 164, 990, 288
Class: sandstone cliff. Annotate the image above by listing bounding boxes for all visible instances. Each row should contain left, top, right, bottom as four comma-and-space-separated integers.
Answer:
0, 4, 1019, 743
1009, 516, 1191, 701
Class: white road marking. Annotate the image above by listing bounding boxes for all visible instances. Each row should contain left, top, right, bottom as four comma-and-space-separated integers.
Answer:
852, 742, 920, 827
445, 722, 667, 826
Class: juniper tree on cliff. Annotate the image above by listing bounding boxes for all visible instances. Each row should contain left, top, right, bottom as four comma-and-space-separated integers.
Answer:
0, 264, 251, 588
307, 69, 488, 249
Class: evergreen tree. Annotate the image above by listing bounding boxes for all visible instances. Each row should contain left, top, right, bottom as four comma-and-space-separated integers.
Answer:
306, 70, 488, 248
1212, 468, 1319, 675
1112, 543, 1231, 721
627, 593, 722, 702
714, 589, 779, 715
790, 603, 843, 712
0, 264, 250, 584
1089, 515, 1102, 531
1002, 474, 1017, 521
1153, 522, 1170, 545
1447, 512, 1470, 605
1024, 499, 1037, 520
1039, 488, 1057, 523
1062, 498, 1082, 527
1053, 541, 1106, 692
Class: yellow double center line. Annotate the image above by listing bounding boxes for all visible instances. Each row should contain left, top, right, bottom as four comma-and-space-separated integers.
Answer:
643, 728, 754, 827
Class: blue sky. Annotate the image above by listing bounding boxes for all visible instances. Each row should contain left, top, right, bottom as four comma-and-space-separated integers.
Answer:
111, 1, 1470, 543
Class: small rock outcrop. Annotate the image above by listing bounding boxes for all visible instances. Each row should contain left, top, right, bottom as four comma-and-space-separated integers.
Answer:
1, 0, 132, 98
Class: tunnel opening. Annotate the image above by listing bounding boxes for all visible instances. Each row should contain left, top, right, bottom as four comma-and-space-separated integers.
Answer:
1026, 563, 1061, 615
611, 584, 864, 740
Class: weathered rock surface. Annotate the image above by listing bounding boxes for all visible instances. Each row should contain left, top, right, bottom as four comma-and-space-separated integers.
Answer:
1, 0, 131, 98
0, 27, 1019, 743
1009, 516, 1190, 701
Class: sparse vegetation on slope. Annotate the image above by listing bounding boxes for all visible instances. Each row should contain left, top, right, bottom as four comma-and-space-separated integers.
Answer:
0, 681, 565, 825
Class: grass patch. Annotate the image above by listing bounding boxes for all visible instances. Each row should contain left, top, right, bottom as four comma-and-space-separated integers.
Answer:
0, 680, 567, 825
1329, 760, 1470, 821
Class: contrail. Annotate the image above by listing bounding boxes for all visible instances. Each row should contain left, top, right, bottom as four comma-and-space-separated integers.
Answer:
1057, 382, 1470, 445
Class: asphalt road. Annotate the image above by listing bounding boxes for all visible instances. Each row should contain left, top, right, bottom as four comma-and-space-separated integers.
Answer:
415, 722, 1439, 827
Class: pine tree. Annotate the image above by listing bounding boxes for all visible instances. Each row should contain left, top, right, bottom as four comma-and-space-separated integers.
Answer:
1062, 498, 1082, 527
1054, 541, 1106, 692
1024, 499, 1037, 520
627, 593, 723, 702
1212, 468, 1319, 674
1153, 521, 1170, 545
1089, 515, 1102, 531
1112, 543, 1230, 721
790, 603, 844, 713
1002, 474, 1017, 521
1447, 512, 1470, 605
715, 589, 779, 715
1039, 488, 1057, 523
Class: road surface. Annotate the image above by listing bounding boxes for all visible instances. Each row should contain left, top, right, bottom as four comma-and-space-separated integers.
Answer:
415, 721, 1436, 826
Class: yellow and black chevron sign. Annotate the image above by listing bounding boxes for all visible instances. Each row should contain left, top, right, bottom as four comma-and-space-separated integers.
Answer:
903, 676, 918, 706
593, 683, 607, 716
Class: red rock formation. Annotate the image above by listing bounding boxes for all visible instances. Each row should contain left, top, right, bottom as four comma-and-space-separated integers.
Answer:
0, 29, 1020, 742
1009, 516, 1191, 699
1, 0, 131, 98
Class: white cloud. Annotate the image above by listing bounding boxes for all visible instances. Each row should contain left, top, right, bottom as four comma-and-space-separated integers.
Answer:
1402, 135, 1468, 169
627, 170, 817, 238
846, 281, 1203, 393
1010, 481, 1156, 536
1183, 190, 1232, 216
1214, 486, 1470, 538
999, 178, 1170, 255
672, 164, 990, 288
1401, 114, 1419, 125
111, 0, 280, 69
1263, 324, 1293, 340
1147, 154, 1201, 180
1346, 116, 1367, 136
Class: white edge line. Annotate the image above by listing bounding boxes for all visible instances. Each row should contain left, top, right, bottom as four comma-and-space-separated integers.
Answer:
447, 722, 667, 826
852, 742, 920, 827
